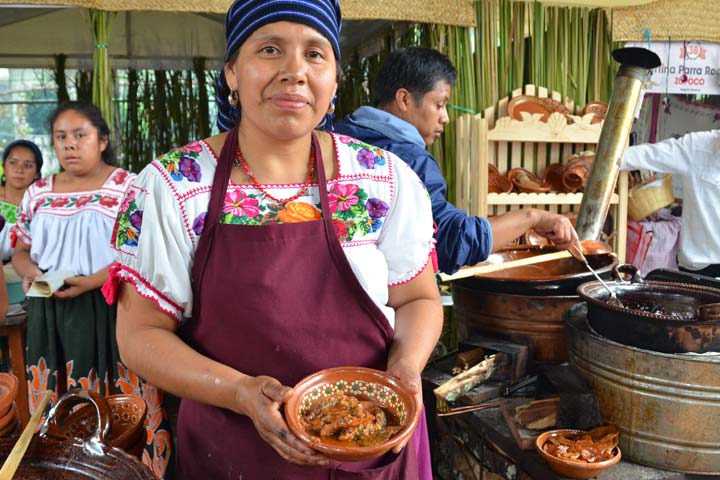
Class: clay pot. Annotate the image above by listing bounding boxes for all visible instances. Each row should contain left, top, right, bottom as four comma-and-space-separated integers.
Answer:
45, 390, 147, 457
508, 167, 551, 193
543, 162, 565, 192
284, 366, 419, 462
561, 151, 595, 192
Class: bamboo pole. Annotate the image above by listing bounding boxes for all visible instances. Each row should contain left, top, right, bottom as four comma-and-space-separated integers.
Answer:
89, 8, 117, 126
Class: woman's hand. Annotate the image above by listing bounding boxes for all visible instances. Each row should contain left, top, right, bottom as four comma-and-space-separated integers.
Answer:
54, 267, 109, 300
54, 275, 95, 299
386, 359, 423, 454
22, 270, 42, 293
236, 375, 329, 466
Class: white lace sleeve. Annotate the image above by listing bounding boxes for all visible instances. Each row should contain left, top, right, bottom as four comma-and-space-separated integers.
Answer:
110, 165, 195, 322
378, 155, 435, 286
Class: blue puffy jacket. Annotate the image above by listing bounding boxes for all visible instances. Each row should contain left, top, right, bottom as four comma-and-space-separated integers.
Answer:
334, 107, 492, 274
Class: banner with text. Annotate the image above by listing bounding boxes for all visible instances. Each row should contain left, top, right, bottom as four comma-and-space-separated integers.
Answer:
626, 41, 720, 95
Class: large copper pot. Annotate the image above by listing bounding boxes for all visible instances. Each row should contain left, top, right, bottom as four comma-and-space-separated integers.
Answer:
577, 265, 720, 353
453, 246, 617, 362
0, 390, 154, 479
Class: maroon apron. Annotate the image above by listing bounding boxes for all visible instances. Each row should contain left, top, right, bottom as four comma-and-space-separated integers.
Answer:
177, 128, 429, 479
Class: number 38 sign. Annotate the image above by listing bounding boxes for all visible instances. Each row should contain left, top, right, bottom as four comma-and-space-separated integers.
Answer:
626, 41, 720, 95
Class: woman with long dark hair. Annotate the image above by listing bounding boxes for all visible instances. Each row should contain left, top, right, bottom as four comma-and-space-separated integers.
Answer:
0, 140, 42, 262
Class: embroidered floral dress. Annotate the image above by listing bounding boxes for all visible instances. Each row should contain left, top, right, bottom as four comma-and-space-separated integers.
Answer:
109, 133, 434, 326
11, 169, 172, 480
0, 200, 18, 262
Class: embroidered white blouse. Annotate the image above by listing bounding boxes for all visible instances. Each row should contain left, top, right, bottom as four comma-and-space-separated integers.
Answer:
12, 169, 136, 276
110, 133, 435, 327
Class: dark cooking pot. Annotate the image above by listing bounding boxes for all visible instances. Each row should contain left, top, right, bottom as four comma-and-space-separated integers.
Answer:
578, 264, 720, 353
457, 245, 618, 296
0, 390, 154, 479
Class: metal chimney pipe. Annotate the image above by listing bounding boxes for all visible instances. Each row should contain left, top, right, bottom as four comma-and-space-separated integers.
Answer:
575, 47, 661, 241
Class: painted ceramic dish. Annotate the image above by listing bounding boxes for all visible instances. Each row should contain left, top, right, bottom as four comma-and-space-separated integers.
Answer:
285, 366, 419, 462
536, 428, 621, 479
507, 95, 573, 123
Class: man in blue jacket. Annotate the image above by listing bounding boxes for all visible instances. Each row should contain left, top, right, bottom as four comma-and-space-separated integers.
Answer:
335, 47, 579, 274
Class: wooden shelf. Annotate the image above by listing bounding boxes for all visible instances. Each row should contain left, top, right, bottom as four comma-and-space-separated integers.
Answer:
488, 192, 619, 206
454, 84, 628, 262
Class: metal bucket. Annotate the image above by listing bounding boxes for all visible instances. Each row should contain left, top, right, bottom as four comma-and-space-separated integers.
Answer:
566, 302, 720, 475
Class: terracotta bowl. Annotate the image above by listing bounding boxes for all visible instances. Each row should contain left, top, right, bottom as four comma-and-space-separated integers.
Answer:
0, 374, 19, 419
285, 366, 419, 462
488, 172, 513, 194
46, 394, 147, 453
0, 415, 19, 438
0, 403, 17, 433
536, 429, 621, 479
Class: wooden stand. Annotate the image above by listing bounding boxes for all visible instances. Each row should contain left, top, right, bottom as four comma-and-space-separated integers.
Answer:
0, 312, 28, 427
455, 84, 627, 261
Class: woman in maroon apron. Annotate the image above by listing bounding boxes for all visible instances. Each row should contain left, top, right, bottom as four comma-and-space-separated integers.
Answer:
105, 1, 442, 478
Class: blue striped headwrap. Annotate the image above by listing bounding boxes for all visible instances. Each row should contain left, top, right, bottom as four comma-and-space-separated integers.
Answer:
216, 0, 342, 132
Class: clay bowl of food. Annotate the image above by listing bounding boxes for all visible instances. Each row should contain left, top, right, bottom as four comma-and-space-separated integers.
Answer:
536, 427, 621, 479
285, 366, 419, 462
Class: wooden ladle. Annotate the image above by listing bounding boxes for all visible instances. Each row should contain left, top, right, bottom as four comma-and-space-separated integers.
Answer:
439, 239, 612, 282
0, 390, 52, 480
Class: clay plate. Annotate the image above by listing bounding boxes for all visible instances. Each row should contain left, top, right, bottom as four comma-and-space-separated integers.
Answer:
581, 101, 608, 123
0, 374, 18, 418
285, 366, 419, 462
536, 429, 621, 479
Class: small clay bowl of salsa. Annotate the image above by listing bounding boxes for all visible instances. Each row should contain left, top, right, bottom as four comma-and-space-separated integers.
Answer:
285, 366, 419, 462
535, 428, 621, 479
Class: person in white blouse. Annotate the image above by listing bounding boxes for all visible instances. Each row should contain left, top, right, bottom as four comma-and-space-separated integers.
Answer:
620, 129, 720, 277
11, 102, 171, 479
105, 1, 443, 478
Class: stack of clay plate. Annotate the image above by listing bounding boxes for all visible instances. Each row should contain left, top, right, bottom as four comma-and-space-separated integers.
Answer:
0, 373, 20, 436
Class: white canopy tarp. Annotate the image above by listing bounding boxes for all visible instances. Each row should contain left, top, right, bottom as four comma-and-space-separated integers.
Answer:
0, 6, 226, 69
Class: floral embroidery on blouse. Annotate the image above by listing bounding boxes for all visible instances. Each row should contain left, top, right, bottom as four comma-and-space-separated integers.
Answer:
336, 135, 388, 170
39, 193, 119, 210
217, 182, 390, 243
114, 190, 143, 247
158, 142, 203, 183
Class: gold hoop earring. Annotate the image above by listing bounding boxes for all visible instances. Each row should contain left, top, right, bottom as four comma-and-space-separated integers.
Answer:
228, 90, 239, 106
327, 102, 335, 115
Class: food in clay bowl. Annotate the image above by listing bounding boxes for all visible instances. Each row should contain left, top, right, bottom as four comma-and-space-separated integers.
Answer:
535, 426, 621, 479
285, 366, 419, 462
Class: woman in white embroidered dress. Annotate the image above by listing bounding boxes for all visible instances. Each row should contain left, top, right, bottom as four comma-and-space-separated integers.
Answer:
107, 1, 443, 478
11, 102, 171, 479
0, 140, 42, 263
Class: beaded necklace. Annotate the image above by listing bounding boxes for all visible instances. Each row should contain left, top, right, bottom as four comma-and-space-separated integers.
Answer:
233, 144, 315, 205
